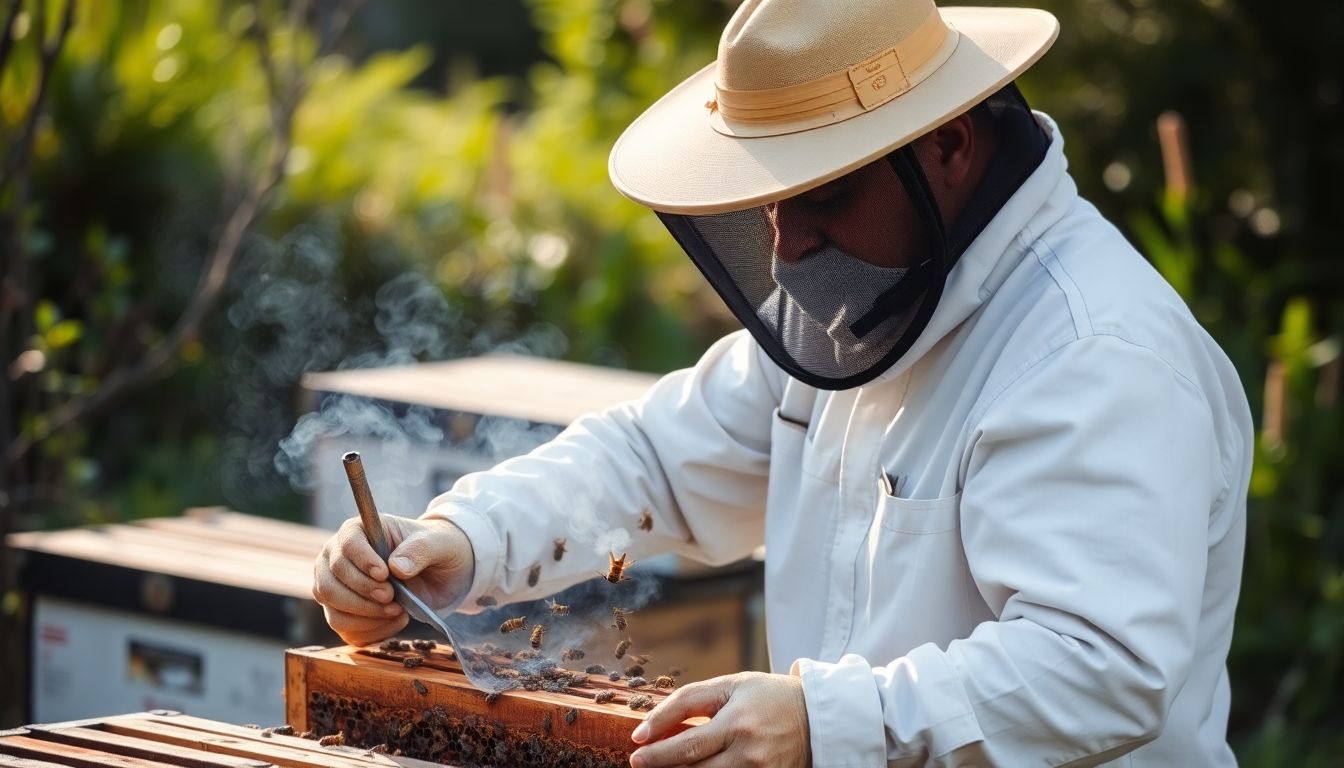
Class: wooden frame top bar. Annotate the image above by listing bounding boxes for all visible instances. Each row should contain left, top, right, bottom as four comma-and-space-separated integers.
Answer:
0, 710, 445, 767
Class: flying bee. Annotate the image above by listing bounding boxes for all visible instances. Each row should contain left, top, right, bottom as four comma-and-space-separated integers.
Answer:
667, 666, 684, 678
553, 538, 567, 561
548, 599, 569, 615
500, 616, 527, 634
530, 624, 545, 650
630, 653, 651, 665
600, 552, 633, 584
614, 638, 631, 659
638, 509, 653, 532
624, 664, 644, 678
654, 675, 675, 690
528, 561, 542, 587
562, 648, 585, 661
611, 607, 629, 631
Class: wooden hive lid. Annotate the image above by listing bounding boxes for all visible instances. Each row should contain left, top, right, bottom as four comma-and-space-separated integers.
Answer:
301, 354, 659, 426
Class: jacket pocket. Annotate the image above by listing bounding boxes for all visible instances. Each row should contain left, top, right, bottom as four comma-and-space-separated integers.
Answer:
877, 490, 962, 534
858, 489, 971, 655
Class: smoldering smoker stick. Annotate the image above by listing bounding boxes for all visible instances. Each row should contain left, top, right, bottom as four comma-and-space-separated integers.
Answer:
342, 451, 393, 560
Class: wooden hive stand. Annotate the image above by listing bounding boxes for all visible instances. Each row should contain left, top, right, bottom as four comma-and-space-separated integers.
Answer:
286, 643, 695, 768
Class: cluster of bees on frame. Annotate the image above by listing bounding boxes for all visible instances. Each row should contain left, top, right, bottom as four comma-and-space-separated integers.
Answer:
458, 508, 678, 706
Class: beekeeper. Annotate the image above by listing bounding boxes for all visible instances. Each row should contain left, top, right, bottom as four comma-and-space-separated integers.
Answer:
312, 0, 1253, 765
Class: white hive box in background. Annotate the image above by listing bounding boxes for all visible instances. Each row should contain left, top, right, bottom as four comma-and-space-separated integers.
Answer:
7, 509, 337, 725
302, 354, 669, 556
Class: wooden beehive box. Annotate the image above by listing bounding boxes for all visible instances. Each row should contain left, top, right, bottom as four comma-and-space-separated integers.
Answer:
0, 709, 444, 767
286, 643, 691, 768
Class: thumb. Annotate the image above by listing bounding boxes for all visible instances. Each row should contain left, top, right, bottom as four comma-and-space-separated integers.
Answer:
632, 677, 731, 744
387, 527, 438, 579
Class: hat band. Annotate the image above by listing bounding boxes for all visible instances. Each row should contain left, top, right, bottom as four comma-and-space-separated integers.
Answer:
711, 9, 956, 132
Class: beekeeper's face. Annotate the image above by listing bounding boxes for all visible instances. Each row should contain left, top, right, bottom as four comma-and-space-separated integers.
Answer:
766, 153, 929, 270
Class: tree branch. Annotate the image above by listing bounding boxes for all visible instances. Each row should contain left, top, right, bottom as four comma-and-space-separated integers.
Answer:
3, 1, 328, 465
0, 0, 25, 77
0, 0, 74, 190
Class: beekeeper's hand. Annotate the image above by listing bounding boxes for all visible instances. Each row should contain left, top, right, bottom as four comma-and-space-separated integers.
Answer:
312, 515, 475, 646
628, 671, 811, 768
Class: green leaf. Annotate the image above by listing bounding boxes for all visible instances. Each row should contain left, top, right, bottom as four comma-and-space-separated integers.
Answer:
35, 300, 59, 333
46, 319, 84, 350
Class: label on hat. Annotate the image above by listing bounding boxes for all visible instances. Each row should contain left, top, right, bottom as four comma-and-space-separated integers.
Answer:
847, 48, 912, 110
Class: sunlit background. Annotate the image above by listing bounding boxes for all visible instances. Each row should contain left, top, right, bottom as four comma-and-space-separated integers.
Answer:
2, 0, 1342, 762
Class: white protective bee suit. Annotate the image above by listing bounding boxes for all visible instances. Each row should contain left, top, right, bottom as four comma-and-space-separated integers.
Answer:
425, 116, 1253, 767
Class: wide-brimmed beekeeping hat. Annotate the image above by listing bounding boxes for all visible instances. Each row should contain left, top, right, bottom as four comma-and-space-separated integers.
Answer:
608, 0, 1059, 215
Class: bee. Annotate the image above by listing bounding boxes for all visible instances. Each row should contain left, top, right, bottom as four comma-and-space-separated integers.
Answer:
528, 562, 542, 587
500, 616, 527, 634
611, 607, 629, 631
654, 675, 675, 690
397, 721, 414, 738
412, 679, 428, 696
561, 648, 585, 661
601, 553, 633, 584
565, 708, 578, 726
402, 656, 423, 668
638, 509, 653, 532
627, 676, 648, 688
667, 666, 684, 678
553, 538, 567, 561
272, 725, 294, 736
514, 650, 537, 660
585, 664, 606, 674
485, 691, 501, 704
628, 695, 654, 711
624, 664, 644, 678
530, 624, 545, 650
608, 671, 622, 682
318, 732, 346, 746
630, 653, 651, 665
548, 599, 569, 615
614, 638, 631, 659
594, 690, 615, 704
475, 595, 498, 608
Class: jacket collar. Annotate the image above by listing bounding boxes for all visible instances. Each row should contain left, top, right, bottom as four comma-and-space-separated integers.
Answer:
870, 112, 1078, 385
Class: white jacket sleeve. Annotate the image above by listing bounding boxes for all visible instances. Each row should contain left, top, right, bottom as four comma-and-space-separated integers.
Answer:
423, 331, 782, 607
793, 335, 1230, 767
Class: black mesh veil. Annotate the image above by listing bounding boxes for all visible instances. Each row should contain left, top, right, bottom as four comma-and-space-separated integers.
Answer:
657, 83, 1049, 390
